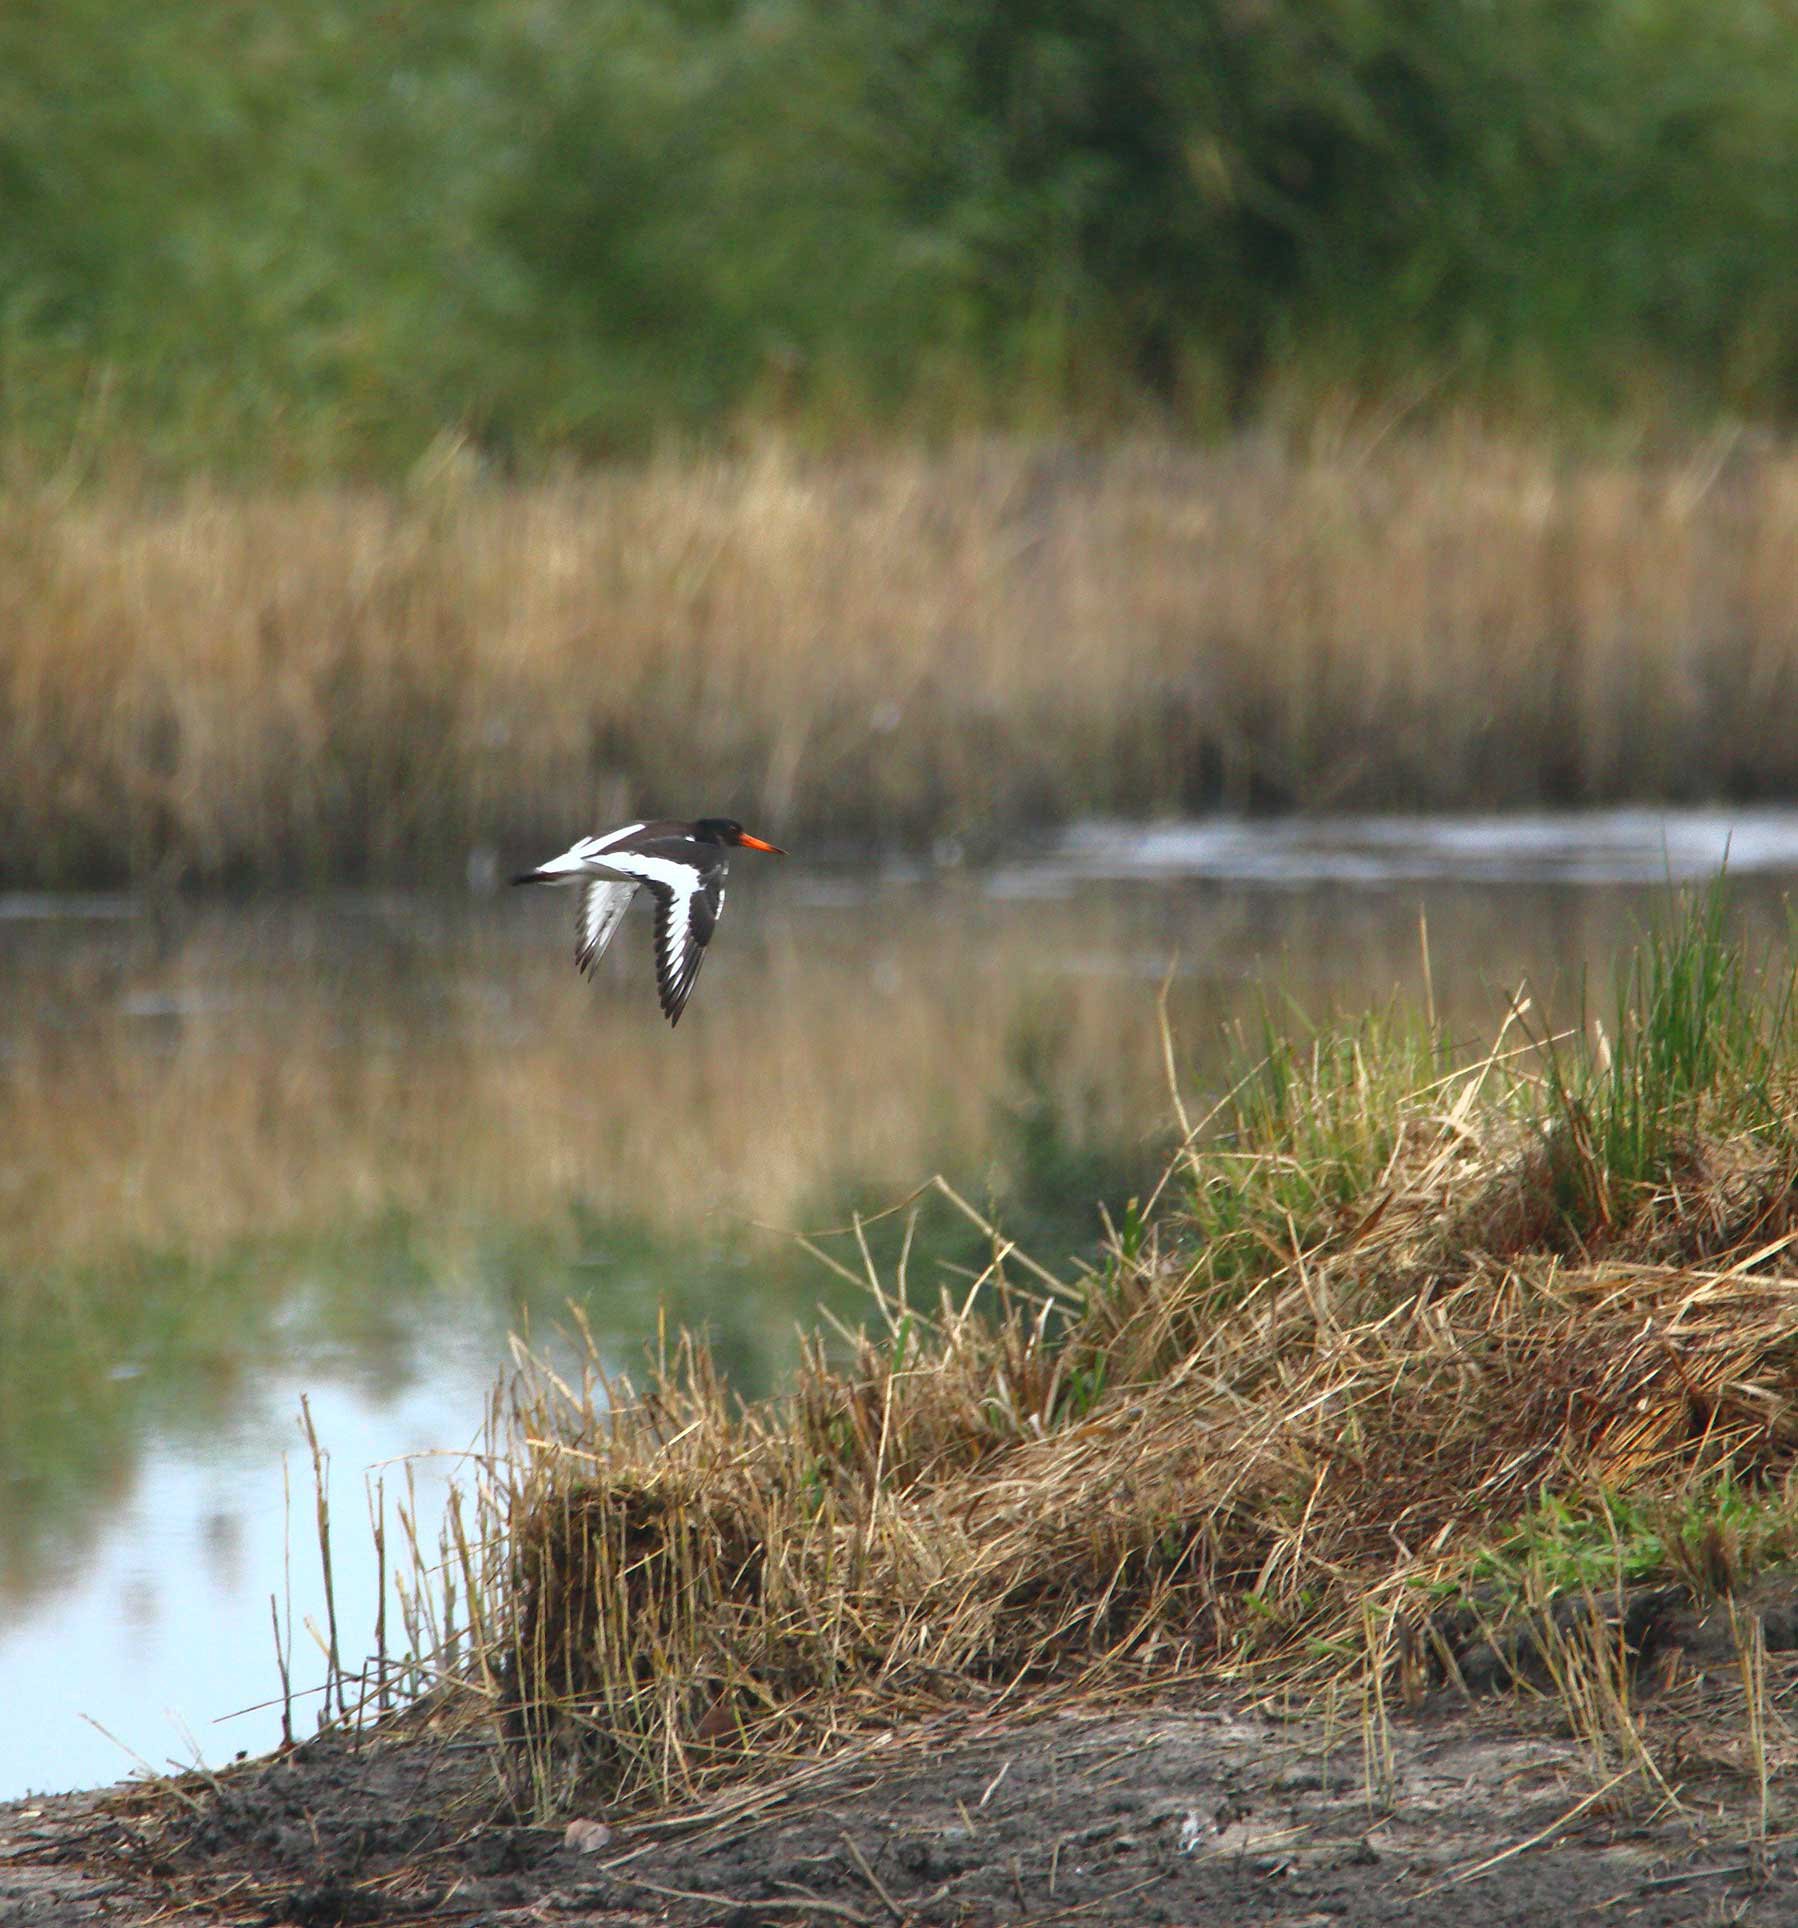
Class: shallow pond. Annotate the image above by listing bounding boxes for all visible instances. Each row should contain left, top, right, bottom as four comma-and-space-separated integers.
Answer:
6, 808, 1798, 1797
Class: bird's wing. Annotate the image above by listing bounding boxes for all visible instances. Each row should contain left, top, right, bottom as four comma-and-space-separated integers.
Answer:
649, 867, 725, 1024
590, 844, 729, 1024
575, 879, 638, 977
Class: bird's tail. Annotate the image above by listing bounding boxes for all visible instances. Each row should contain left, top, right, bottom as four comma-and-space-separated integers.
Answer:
514, 844, 591, 885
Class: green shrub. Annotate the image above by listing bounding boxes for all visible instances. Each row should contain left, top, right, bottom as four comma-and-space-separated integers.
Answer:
5, 0, 1798, 470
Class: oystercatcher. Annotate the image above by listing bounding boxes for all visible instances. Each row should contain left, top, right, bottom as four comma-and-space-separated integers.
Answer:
512, 818, 787, 1025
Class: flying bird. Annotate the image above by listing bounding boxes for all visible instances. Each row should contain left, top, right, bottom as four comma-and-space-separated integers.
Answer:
512, 817, 786, 1024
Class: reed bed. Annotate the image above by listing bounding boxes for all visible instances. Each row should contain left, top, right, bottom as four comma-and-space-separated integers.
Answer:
421, 890, 1798, 1813
6, 431, 1798, 887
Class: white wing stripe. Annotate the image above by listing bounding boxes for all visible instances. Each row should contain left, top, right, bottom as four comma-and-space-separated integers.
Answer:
579, 822, 646, 856
530, 823, 652, 875
588, 850, 705, 894
662, 893, 692, 977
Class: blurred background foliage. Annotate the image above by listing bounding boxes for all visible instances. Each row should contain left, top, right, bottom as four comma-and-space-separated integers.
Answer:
3, 0, 1798, 474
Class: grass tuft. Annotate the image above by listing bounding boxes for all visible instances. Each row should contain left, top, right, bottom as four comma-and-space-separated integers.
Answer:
1531, 878, 1797, 1236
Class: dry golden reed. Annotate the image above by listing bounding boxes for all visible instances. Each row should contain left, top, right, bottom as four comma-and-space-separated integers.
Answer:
5, 430, 1798, 886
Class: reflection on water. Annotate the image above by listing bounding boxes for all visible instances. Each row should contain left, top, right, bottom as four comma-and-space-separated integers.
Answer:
4, 812, 1798, 1796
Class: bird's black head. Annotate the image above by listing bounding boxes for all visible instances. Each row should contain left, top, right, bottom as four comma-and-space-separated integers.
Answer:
695, 818, 787, 855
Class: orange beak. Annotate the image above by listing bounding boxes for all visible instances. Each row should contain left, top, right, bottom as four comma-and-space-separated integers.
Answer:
737, 831, 787, 855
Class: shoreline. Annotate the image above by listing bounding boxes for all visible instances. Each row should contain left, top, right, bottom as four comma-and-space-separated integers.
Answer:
5, 1676, 1795, 1927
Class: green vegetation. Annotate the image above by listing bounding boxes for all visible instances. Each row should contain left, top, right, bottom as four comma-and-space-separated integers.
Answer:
1539, 879, 1796, 1230
1467, 1476, 1798, 1611
401, 886, 1798, 1812
5, 0, 1798, 473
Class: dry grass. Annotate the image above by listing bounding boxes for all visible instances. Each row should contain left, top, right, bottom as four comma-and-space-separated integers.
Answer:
404, 893, 1798, 1816
7, 429, 1798, 885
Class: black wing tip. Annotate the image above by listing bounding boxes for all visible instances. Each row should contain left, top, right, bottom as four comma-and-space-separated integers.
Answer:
658, 969, 696, 1023
513, 870, 548, 886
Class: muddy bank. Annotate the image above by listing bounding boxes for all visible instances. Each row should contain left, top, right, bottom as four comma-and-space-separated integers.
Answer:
5, 1683, 1797, 1927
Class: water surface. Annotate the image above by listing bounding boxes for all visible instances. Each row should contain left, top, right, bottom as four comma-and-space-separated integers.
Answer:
6, 807, 1798, 1797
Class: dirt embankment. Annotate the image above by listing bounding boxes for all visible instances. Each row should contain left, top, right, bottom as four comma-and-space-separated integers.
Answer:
5, 1682, 1798, 1928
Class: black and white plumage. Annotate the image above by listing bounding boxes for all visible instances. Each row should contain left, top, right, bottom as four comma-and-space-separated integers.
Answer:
512, 817, 786, 1025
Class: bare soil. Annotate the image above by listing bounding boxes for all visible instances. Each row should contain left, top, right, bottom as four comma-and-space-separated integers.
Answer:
7, 1680, 1798, 1927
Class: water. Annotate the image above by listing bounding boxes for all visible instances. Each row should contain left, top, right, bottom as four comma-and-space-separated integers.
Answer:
6, 807, 1798, 1798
